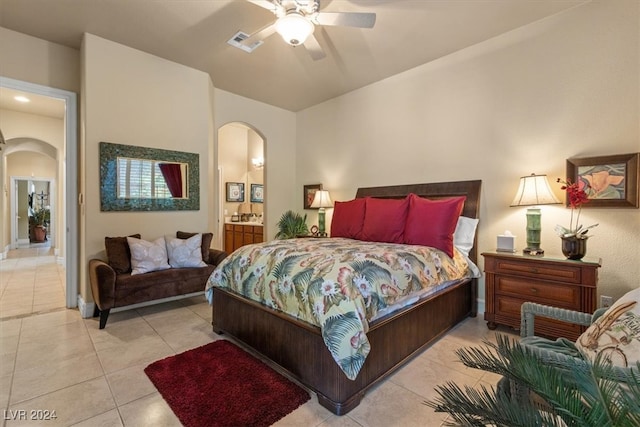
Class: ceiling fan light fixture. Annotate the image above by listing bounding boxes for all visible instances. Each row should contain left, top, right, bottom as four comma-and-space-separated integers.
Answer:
275, 12, 314, 46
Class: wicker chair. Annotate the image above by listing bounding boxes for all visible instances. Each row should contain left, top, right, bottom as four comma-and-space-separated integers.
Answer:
497, 301, 639, 409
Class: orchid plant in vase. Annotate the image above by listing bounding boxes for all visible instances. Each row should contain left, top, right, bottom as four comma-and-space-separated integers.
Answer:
554, 178, 598, 239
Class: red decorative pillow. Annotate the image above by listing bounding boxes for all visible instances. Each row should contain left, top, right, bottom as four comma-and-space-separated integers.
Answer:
330, 198, 366, 239
403, 194, 466, 257
360, 197, 409, 244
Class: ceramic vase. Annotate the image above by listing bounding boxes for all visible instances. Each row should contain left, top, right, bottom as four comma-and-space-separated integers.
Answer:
561, 236, 588, 260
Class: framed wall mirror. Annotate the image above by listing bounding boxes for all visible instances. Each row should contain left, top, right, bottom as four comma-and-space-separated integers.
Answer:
100, 141, 200, 211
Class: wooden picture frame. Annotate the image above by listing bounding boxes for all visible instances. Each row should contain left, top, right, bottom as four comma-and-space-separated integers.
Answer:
566, 153, 639, 208
303, 184, 322, 209
250, 184, 264, 203
226, 182, 244, 202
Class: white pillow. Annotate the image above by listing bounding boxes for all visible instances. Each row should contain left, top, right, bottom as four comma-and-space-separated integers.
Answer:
165, 233, 207, 268
127, 236, 171, 275
453, 216, 479, 257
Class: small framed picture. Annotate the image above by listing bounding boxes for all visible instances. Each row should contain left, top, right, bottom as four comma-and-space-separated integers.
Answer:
226, 182, 245, 202
566, 153, 639, 208
250, 184, 264, 203
303, 184, 322, 209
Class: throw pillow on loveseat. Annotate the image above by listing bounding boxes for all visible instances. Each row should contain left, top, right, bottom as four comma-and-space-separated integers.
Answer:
89, 231, 227, 329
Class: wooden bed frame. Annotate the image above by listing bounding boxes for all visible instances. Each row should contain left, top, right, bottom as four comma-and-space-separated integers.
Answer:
212, 180, 482, 415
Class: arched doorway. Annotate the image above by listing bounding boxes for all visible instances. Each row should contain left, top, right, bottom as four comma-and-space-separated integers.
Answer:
4, 138, 57, 249
217, 122, 265, 251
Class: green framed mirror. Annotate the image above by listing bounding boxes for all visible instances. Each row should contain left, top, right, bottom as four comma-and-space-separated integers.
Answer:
100, 141, 200, 211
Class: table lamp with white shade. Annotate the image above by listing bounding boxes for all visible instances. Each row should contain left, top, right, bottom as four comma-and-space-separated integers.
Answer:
310, 190, 333, 237
510, 173, 561, 256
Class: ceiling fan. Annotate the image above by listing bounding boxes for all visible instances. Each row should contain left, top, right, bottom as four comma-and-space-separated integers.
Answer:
238, 0, 376, 60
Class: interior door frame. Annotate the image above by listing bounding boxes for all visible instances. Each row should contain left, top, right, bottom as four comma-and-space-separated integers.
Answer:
1, 76, 78, 308
10, 177, 56, 247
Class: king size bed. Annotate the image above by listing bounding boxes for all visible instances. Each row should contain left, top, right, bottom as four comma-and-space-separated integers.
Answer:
207, 180, 482, 415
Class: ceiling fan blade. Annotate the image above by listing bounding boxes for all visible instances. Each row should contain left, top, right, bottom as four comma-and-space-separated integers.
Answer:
303, 33, 326, 60
314, 12, 376, 28
242, 22, 277, 46
246, 0, 279, 14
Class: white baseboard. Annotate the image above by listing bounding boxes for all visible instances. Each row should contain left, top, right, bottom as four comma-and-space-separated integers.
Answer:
77, 291, 205, 319
77, 295, 95, 318
477, 299, 485, 317
111, 292, 205, 313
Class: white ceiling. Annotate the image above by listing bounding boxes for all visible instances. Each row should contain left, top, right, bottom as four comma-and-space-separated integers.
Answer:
0, 0, 587, 113
0, 87, 66, 119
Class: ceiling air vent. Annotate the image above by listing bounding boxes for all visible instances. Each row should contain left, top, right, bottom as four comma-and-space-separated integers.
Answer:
227, 31, 263, 53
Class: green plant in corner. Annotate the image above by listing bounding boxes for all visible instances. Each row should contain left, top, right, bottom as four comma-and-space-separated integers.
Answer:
425, 334, 640, 426
32, 207, 50, 227
275, 210, 309, 239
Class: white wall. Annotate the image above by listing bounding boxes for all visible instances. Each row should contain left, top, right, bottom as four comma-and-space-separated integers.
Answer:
0, 28, 298, 304
0, 109, 65, 148
6, 151, 57, 177
0, 25, 78, 271
218, 123, 265, 225
296, 0, 640, 307
0, 109, 64, 254
219, 124, 250, 218
0, 27, 80, 94
213, 89, 297, 241
81, 34, 216, 302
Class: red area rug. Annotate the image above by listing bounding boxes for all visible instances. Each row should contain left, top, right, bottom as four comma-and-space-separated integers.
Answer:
145, 340, 310, 427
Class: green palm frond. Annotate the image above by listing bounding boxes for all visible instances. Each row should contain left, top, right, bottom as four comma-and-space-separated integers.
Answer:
323, 311, 361, 354
32, 207, 50, 226
272, 254, 304, 280
431, 381, 557, 427
351, 259, 393, 283
339, 353, 366, 380
291, 268, 314, 317
275, 210, 309, 239
292, 268, 314, 289
241, 270, 259, 295
425, 333, 640, 427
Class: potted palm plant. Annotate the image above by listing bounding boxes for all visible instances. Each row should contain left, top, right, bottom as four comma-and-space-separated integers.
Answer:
275, 210, 309, 239
425, 334, 640, 426
31, 207, 50, 242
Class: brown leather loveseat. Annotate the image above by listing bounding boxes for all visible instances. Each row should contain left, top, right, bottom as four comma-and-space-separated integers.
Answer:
89, 231, 227, 329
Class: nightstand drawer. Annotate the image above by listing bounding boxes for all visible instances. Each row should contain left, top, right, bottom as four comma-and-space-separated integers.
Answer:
492, 259, 582, 284
494, 295, 583, 340
495, 276, 580, 307
483, 252, 600, 340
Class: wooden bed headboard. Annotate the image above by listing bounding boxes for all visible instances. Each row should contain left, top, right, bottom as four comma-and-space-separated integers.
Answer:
355, 180, 482, 262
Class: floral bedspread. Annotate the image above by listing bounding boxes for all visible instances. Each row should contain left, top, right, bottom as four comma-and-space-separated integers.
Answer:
205, 237, 475, 380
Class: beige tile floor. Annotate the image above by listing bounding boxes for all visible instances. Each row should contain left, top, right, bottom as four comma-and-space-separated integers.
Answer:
0, 244, 66, 321
0, 248, 517, 426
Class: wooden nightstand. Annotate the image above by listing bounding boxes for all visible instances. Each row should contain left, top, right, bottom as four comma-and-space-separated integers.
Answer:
482, 251, 601, 341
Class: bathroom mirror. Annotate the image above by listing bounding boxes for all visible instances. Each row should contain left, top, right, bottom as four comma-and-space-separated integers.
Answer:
100, 141, 199, 211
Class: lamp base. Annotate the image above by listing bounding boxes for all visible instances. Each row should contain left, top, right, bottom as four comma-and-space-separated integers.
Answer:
523, 247, 544, 256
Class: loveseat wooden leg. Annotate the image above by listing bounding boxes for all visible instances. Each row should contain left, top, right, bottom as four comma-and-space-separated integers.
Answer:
99, 309, 111, 329
93, 304, 100, 317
